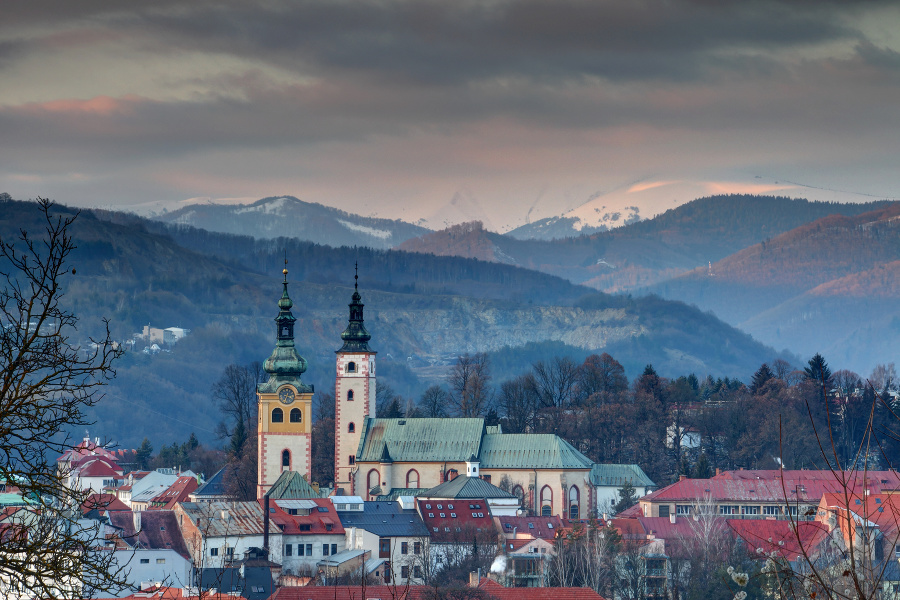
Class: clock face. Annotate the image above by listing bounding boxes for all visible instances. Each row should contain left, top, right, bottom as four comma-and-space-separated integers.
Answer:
278, 388, 295, 404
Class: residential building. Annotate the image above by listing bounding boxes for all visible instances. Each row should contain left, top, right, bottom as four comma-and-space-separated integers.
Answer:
590, 464, 655, 515
266, 497, 345, 577
175, 501, 283, 569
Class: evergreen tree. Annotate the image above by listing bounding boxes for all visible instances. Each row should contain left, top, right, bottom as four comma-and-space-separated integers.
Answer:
751, 363, 774, 394
693, 453, 712, 479
613, 481, 638, 513
804, 353, 832, 385
135, 437, 153, 470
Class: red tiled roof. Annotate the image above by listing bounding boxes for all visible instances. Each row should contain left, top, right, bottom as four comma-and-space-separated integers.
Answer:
496, 515, 564, 540
148, 476, 198, 510
117, 586, 246, 599
265, 498, 346, 536
480, 577, 605, 600
82, 493, 130, 513
417, 498, 494, 542
75, 456, 123, 478
271, 585, 428, 600
108, 510, 192, 560
728, 519, 830, 562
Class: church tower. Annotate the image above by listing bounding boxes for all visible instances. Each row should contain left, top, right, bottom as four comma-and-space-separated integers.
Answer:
334, 266, 376, 494
256, 264, 313, 500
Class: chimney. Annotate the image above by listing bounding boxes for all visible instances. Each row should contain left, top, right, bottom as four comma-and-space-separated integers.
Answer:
715, 468, 721, 476
469, 570, 481, 588
679, 475, 686, 482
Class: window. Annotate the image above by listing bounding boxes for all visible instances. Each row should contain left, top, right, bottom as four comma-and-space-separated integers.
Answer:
658, 505, 670, 518
140, 558, 149, 564
282, 449, 290, 468
763, 506, 781, 516
298, 544, 305, 556
528, 522, 534, 529
331, 544, 337, 555
512, 485, 525, 504
210, 548, 219, 556
348, 390, 355, 401
349, 455, 355, 465
156, 558, 165, 564
437, 504, 442, 509
676, 505, 692, 516
379, 538, 391, 558
719, 505, 738, 515
368, 469, 380, 495
402, 565, 410, 579
348, 422, 355, 433
325, 523, 333, 532
440, 513, 445, 518
323, 544, 330, 556
426, 504, 432, 509
540, 485, 552, 515
285, 544, 292, 556
407, 469, 419, 488
414, 542, 421, 555
569, 486, 580, 520
272, 408, 283, 423
348, 362, 357, 373
414, 566, 422, 579
290, 408, 302, 423
299, 524, 311, 531
225, 547, 234, 556
741, 506, 760, 515
448, 504, 453, 509
306, 544, 312, 556
429, 513, 434, 518
401, 542, 408, 554
450, 513, 456, 517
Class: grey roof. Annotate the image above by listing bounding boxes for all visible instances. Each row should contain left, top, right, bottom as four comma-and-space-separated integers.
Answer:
336, 501, 429, 537
357, 418, 484, 462
422, 475, 516, 500
198, 565, 274, 600
193, 466, 227, 498
478, 434, 592, 470
107, 510, 191, 560
374, 488, 430, 501
590, 464, 656, 488
179, 501, 278, 537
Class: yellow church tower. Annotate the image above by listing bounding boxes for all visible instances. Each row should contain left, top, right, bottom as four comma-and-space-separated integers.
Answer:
256, 264, 313, 500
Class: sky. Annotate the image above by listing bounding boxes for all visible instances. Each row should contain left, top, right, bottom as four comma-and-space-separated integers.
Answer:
1, 0, 899, 231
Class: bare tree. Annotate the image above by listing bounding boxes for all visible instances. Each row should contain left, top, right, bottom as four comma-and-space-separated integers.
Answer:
446, 353, 492, 417
0, 199, 129, 598
212, 362, 263, 443
497, 374, 538, 433
418, 385, 449, 418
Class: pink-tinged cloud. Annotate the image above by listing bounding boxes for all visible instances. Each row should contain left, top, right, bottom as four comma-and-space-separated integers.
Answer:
704, 181, 796, 195
628, 180, 681, 193
21, 94, 145, 116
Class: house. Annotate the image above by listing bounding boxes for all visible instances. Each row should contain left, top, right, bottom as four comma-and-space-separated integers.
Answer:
590, 464, 655, 515
266, 497, 345, 577
131, 470, 197, 512
416, 497, 497, 574
147, 476, 199, 510
195, 547, 280, 600
68, 456, 124, 493
175, 501, 283, 570
189, 467, 230, 503
106, 510, 194, 596
336, 497, 430, 584
637, 469, 900, 520
81, 493, 130, 516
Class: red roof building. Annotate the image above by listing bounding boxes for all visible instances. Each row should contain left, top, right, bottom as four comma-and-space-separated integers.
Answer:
417, 498, 495, 542
479, 577, 606, 600
81, 493, 130, 514
148, 476, 199, 510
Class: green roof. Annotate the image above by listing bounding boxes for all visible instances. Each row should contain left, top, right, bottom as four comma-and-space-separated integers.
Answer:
478, 434, 593, 470
357, 418, 484, 462
374, 488, 430, 501
423, 475, 516, 500
590, 463, 656, 488
265, 470, 320, 499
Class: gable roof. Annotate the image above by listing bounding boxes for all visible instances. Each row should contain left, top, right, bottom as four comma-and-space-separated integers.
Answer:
417, 498, 494, 542
149, 476, 199, 510
75, 456, 123, 478
335, 501, 429, 537
179, 501, 278, 537
266, 470, 320, 499
423, 475, 516, 500
590, 464, 655, 488
107, 510, 191, 560
479, 434, 592, 470
81, 493, 130, 513
193, 466, 227, 498
496, 515, 564, 540
729, 519, 830, 562
357, 418, 485, 463
267, 498, 344, 536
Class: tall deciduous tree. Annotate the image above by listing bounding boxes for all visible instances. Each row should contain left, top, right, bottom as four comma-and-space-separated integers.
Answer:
446, 352, 492, 417
0, 199, 129, 597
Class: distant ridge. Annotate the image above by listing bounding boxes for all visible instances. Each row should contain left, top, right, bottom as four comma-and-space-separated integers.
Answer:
156, 195, 429, 249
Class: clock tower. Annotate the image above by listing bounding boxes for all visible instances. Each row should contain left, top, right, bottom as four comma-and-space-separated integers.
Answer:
334, 266, 376, 494
256, 265, 313, 500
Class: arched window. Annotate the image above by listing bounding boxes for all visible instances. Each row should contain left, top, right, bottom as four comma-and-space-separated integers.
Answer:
367, 469, 380, 495
407, 469, 420, 488
271, 408, 283, 423
347, 390, 354, 401
541, 485, 553, 517
347, 361, 357, 373
290, 408, 301, 423
446, 469, 458, 482
348, 422, 355, 433
512, 485, 525, 505
569, 486, 580, 520
282, 449, 290, 468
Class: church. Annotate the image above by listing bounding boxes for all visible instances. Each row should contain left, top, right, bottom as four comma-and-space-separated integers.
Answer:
256, 268, 597, 520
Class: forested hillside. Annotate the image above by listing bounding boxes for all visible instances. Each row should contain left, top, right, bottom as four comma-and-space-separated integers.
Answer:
0, 198, 786, 447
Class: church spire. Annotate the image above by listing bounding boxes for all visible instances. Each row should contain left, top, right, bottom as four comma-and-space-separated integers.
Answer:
259, 258, 310, 393
338, 262, 372, 353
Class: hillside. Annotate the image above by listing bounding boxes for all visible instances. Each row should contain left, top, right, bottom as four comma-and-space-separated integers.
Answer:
155, 196, 429, 250
1, 199, 785, 447
650, 205, 900, 372
400, 195, 894, 292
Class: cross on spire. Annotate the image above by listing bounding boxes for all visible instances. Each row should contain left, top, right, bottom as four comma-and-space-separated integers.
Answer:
354, 261, 358, 290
